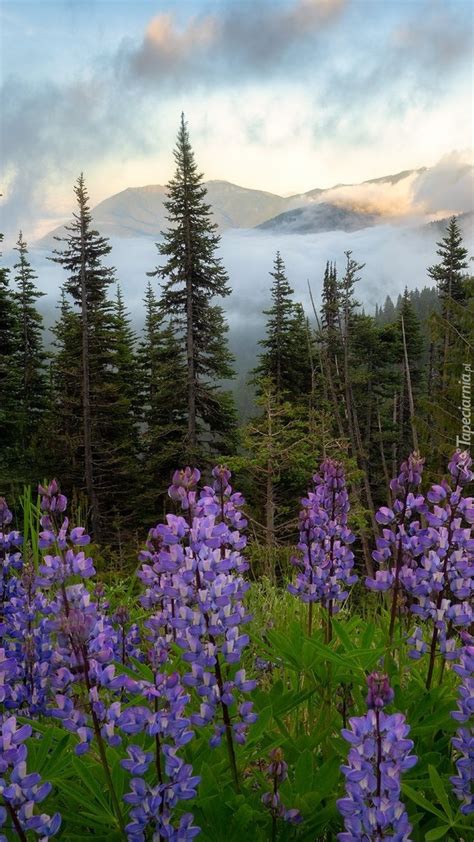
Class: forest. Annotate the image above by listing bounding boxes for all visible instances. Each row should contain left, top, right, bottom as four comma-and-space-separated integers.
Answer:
0, 116, 472, 841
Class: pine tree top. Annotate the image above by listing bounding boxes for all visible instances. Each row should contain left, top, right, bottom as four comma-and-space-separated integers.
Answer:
49, 174, 116, 306
156, 115, 230, 303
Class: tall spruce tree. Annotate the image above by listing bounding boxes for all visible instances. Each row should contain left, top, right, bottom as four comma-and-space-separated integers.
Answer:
151, 114, 236, 461
50, 174, 116, 538
12, 232, 47, 478
253, 251, 311, 400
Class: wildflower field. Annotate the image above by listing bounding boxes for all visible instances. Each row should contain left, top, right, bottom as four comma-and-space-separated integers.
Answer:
0, 452, 472, 842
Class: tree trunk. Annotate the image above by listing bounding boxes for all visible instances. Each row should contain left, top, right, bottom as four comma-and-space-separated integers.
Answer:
442, 269, 452, 390
376, 402, 391, 504
265, 400, 275, 547
391, 393, 398, 478
341, 299, 377, 539
401, 315, 419, 452
182, 156, 197, 454
79, 209, 100, 539
307, 280, 344, 437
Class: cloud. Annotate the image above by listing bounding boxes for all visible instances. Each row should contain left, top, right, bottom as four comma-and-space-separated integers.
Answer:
289, 153, 474, 219
117, 0, 347, 86
1, 0, 472, 242
412, 151, 474, 215
0, 71, 155, 241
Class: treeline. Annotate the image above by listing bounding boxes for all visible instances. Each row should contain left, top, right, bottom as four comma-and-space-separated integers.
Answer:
0, 115, 472, 548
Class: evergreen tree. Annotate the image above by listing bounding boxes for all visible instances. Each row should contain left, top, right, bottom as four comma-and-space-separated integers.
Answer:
338, 252, 378, 548
50, 174, 116, 538
428, 216, 469, 308
137, 281, 187, 517
228, 378, 330, 548
321, 261, 340, 335
100, 286, 141, 530
151, 114, 236, 461
12, 232, 47, 478
253, 251, 311, 400
428, 216, 469, 386
47, 289, 83, 487
0, 233, 21, 485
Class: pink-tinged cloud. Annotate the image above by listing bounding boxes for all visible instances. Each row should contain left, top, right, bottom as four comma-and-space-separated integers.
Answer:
122, 0, 348, 83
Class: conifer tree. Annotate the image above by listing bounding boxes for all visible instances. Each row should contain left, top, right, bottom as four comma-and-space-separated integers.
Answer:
338, 251, 377, 541
50, 174, 116, 538
253, 251, 311, 401
0, 232, 20, 483
151, 114, 236, 460
101, 286, 141, 528
137, 281, 187, 516
12, 232, 47, 478
47, 289, 83, 486
428, 216, 469, 387
321, 261, 340, 336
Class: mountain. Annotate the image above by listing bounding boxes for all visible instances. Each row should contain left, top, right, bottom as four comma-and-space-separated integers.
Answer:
422, 210, 474, 239
256, 202, 379, 234
38, 163, 472, 246
39, 180, 291, 246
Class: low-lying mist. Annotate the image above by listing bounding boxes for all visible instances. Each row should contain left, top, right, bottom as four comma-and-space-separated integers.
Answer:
7, 216, 473, 379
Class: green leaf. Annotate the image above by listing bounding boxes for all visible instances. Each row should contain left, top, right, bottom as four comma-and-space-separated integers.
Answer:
425, 826, 452, 840
332, 619, 357, 651
402, 784, 446, 820
247, 705, 272, 742
294, 749, 313, 794
428, 765, 453, 819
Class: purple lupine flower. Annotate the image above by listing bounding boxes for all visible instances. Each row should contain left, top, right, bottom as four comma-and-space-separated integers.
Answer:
261, 748, 302, 829
169, 468, 201, 510
120, 670, 200, 842
138, 466, 255, 797
0, 498, 13, 529
399, 451, 473, 686
450, 637, 474, 815
337, 673, 417, 842
0, 509, 56, 717
288, 458, 357, 638
0, 496, 22, 569
366, 452, 426, 642
0, 716, 61, 838
37, 480, 67, 515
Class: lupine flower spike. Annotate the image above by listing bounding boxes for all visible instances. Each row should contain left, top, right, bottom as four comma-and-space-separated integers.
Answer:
289, 458, 356, 640
337, 672, 417, 842
366, 452, 426, 643
450, 636, 474, 815
138, 466, 256, 793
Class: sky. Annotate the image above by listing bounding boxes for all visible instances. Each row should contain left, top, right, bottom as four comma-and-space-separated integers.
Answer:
0, 0, 473, 242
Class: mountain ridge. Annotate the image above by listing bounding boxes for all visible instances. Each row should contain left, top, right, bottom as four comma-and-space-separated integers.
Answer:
38, 164, 470, 245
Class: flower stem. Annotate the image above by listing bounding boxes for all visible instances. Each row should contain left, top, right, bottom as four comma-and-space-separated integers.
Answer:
81, 646, 127, 838
4, 800, 28, 842
214, 651, 240, 792
388, 489, 409, 644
